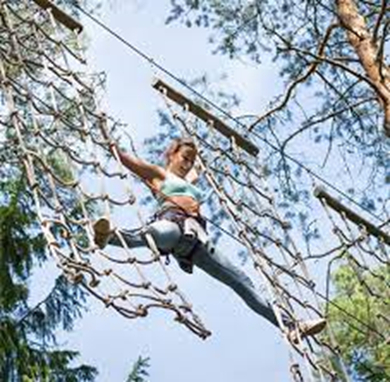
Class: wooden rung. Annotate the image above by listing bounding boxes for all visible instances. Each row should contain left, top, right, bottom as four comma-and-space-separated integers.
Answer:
314, 185, 390, 246
32, 0, 83, 33
152, 78, 259, 157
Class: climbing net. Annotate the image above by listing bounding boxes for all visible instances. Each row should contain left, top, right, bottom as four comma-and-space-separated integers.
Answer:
154, 80, 390, 381
315, 186, 390, 351
0, 0, 210, 339
1, 0, 389, 381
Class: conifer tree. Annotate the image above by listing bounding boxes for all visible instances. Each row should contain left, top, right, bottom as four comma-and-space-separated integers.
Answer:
0, 1, 99, 380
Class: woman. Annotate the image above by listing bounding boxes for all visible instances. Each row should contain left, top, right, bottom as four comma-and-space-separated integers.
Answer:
93, 137, 326, 341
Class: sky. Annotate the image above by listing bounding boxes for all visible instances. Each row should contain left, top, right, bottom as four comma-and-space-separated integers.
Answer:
20, 1, 390, 381
53, 1, 295, 381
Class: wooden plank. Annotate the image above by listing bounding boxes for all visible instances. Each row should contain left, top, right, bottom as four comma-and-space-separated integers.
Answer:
32, 0, 83, 33
152, 78, 259, 157
314, 186, 390, 246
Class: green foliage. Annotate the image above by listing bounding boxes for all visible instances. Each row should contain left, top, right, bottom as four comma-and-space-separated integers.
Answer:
0, 1, 103, 380
0, 174, 97, 381
0, 178, 46, 312
326, 263, 390, 381
126, 356, 151, 382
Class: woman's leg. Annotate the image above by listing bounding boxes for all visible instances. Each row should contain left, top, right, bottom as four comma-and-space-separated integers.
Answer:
109, 219, 182, 252
191, 242, 280, 327
96, 218, 326, 338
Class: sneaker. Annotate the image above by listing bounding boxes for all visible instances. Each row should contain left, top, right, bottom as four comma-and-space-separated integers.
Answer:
93, 217, 112, 249
288, 318, 327, 344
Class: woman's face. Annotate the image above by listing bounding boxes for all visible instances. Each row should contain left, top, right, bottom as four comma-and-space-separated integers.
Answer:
167, 145, 197, 178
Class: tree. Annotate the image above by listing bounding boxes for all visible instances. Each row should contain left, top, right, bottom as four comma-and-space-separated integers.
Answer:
0, 1, 102, 380
165, 0, 390, 214
161, 1, 390, 378
0, 175, 98, 381
326, 262, 390, 381
1, 1, 151, 380
126, 356, 151, 382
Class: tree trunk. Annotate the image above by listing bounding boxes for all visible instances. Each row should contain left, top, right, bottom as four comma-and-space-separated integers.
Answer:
336, 0, 390, 136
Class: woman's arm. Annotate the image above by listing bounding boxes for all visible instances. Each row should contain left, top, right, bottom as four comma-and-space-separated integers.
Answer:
98, 119, 165, 188
111, 144, 165, 188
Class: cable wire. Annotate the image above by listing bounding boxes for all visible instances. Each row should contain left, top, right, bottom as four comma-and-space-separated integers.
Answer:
74, 3, 387, 225
31, 0, 387, 348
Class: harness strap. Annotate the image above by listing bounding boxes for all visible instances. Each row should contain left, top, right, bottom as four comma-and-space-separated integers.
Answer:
153, 207, 208, 274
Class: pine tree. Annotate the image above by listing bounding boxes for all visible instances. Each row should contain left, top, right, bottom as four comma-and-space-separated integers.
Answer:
0, 1, 102, 380
126, 356, 151, 382
0, 176, 98, 380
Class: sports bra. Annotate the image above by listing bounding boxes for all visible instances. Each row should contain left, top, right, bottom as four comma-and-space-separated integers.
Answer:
157, 171, 204, 204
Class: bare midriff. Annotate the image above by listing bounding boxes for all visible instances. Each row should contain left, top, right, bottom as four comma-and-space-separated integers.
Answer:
165, 195, 200, 216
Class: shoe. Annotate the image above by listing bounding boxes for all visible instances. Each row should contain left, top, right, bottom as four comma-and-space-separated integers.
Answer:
93, 217, 112, 249
288, 318, 327, 344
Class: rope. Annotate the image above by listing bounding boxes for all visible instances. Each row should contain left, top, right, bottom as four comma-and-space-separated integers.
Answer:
0, 0, 210, 339
156, 81, 389, 381
2, 2, 389, 381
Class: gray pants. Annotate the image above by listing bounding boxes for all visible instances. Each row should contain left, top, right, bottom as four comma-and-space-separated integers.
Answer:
109, 219, 280, 327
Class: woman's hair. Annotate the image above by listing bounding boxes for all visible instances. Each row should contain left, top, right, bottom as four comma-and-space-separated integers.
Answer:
164, 137, 197, 164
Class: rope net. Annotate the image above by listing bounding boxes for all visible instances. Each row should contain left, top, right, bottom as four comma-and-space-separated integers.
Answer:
1, 1, 389, 381
0, 0, 210, 339
155, 83, 390, 381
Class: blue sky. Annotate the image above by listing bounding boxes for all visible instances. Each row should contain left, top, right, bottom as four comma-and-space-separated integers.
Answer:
21, 1, 390, 381
56, 1, 293, 381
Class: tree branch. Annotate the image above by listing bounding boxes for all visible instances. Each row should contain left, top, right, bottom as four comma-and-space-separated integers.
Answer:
281, 98, 374, 150
249, 22, 340, 131
372, 0, 388, 42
